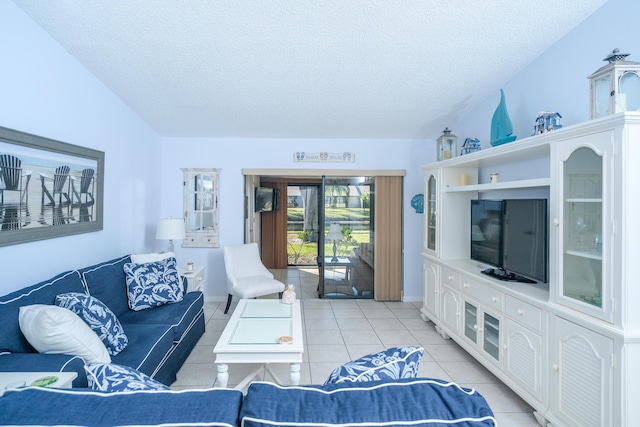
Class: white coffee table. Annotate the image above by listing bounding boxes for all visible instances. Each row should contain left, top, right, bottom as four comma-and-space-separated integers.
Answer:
213, 299, 303, 390
0, 372, 77, 397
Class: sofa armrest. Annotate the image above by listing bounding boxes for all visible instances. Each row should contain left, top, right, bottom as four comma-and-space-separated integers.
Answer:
0, 387, 243, 426
0, 353, 88, 387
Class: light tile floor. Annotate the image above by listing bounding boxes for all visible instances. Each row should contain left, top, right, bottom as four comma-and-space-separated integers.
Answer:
172, 267, 540, 426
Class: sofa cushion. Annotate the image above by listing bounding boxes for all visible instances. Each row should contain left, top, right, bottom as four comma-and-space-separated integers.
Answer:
80, 255, 131, 317
85, 362, 170, 392
55, 292, 128, 356
124, 257, 183, 311
240, 379, 496, 427
325, 346, 424, 384
110, 323, 174, 380
118, 291, 204, 342
130, 252, 175, 264
0, 270, 85, 353
18, 304, 111, 364
0, 387, 244, 427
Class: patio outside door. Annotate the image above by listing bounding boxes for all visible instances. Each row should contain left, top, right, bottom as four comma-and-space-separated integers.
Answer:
319, 176, 374, 299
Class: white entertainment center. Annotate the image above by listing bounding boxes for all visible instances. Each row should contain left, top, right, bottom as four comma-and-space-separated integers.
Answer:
420, 112, 640, 427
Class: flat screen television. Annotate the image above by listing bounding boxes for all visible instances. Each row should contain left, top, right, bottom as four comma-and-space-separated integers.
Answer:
470, 199, 504, 268
255, 187, 279, 212
502, 199, 548, 283
470, 199, 548, 284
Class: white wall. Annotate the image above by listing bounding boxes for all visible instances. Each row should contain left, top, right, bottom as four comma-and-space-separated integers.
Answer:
2, 0, 632, 302
453, 0, 640, 145
0, 2, 162, 294
160, 138, 430, 300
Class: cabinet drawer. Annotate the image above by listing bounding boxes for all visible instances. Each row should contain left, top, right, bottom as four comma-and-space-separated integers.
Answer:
461, 278, 503, 309
441, 267, 460, 289
183, 233, 219, 248
505, 295, 542, 333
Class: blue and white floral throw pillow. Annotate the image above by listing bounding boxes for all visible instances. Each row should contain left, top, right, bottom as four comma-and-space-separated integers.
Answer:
55, 293, 128, 356
85, 363, 169, 392
325, 346, 424, 385
123, 257, 183, 311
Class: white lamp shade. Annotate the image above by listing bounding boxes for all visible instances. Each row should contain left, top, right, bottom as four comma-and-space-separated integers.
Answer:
156, 218, 185, 240
326, 223, 343, 241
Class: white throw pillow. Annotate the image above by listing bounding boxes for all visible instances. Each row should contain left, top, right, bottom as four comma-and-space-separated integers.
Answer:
130, 252, 175, 265
18, 304, 111, 364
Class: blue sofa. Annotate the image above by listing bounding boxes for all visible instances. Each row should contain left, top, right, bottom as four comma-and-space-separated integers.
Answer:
0, 378, 497, 426
0, 255, 205, 387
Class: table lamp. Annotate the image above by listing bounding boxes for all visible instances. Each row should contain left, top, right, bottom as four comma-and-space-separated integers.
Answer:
156, 217, 185, 252
326, 223, 343, 262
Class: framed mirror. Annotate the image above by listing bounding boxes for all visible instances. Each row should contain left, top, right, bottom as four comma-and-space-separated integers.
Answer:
182, 168, 220, 248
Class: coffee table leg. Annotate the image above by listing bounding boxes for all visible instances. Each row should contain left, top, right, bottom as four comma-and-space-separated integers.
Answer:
216, 363, 229, 388
289, 363, 301, 385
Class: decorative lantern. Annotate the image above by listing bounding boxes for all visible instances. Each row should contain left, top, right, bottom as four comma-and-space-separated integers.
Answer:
588, 48, 640, 119
437, 128, 458, 161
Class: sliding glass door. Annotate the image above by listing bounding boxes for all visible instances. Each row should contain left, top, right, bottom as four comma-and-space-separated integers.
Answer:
286, 184, 320, 266
319, 176, 374, 299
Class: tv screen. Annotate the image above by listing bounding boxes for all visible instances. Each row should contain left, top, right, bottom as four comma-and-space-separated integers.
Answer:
470, 199, 504, 268
502, 199, 548, 283
255, 187, 280, 212
255, 187, 274, 212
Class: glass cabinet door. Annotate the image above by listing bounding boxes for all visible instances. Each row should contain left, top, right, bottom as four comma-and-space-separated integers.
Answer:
464, 301, 478, 343
426, 174, 437, 252
561, 147, 604, 310
182, 168, 220, 248
483, 312, 500, 361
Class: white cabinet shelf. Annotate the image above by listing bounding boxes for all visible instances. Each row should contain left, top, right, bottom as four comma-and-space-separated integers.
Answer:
445, 177, 550, 193
421, 112, 640, 427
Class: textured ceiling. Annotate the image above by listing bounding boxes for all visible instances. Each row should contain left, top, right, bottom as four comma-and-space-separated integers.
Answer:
13, 0, 606, 139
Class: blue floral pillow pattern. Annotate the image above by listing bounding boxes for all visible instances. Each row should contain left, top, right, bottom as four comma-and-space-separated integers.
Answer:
85, 363, 169, 392
55, 292, 128, 356
123, 257, 183, 311
325, 346, 424, 385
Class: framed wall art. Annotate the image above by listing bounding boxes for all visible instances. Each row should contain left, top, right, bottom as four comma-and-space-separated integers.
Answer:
0, 126, 104, 247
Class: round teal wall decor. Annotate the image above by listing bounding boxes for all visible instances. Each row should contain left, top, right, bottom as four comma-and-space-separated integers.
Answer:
411, 194, 424, 214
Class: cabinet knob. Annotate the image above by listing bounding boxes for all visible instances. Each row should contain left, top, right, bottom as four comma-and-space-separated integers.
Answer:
448, 276, 454, 281
552, 363, 559, 371
517, 309, 524, 316
473, 324, 479, 331
491, 296, 497, 303
463, 283, 469, 289
553, 219, 560, 226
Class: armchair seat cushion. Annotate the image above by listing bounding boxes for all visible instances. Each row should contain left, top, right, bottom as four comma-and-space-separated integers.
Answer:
234, 276, 286, 299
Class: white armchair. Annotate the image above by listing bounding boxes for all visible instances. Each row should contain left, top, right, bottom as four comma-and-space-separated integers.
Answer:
222, 243, 286, 314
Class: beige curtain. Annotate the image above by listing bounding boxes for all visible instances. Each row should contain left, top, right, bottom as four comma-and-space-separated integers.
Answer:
374, 176, 403, 300
260, 182, 289, 268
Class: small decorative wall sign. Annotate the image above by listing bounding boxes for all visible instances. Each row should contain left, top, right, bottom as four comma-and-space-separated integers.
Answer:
293, 152, 355, 163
